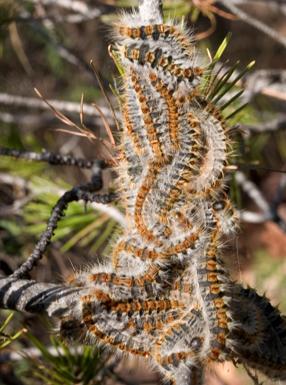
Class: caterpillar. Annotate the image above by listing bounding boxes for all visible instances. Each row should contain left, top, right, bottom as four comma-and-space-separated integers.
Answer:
0, 1, 285, 385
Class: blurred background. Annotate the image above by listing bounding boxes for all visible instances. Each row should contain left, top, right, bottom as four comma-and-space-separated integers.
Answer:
0, 1, 285, 384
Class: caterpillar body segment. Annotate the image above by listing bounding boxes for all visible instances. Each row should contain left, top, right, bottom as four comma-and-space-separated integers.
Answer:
122, 103, 145, 157
115, 17, 197, 69
123, 44, 203, 84
152, 114, 206, 225
152, 308, 207, 385
116, 137, 143, 219
83, 301, 151, 356
129, 68, 172, 163
229, 285, 286, 380
122, 73, 152, 158
148, 72, 181, 151
115, 21, 195, 56
196, 248, 231, 361
153, 307, 206, 355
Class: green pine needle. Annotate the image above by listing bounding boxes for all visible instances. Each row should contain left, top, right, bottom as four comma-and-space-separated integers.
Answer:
220, 90, 245, 111
225, 102, 249, 120
25, 333, 110, 385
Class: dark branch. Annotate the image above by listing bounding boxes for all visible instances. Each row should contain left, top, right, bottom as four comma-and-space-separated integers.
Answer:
11, 161, 118, 279
0, 147, 111, 169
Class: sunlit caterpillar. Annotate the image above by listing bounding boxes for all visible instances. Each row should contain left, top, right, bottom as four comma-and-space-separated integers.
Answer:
0, 4, 286, 385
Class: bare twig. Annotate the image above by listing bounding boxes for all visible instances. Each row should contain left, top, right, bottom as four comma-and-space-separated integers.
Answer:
10, 12, 103, 24
218, 1, 286, 48
236, 171, 286, 230
220, 0, 286, 7
0, 197, 31, 217
8, 22, 33, 76
239, 210, 270, 223
270, 174, 286, 232
30, 0, 99, 14
0, 93, 115, 122
28, 18, 98, 80
0, 111, 57, 127
242, 114, 286, 135
242, 69, 286, 103
235, 171, 271, 214
3, 0, 114, 24
214, 65, 286, 103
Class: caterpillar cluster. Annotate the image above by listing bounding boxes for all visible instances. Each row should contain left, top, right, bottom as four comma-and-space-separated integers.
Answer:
3, 9, 283, 385
57, 10, 286, 385
61, 12, 238, 385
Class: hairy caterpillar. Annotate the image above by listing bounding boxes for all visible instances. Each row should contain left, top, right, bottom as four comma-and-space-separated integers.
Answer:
0, 1, 286, 385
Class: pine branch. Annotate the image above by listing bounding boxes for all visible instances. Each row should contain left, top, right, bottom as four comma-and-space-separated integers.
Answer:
11, 160, 118, 279
0, 147, 110, 169
0, 93, 114, 121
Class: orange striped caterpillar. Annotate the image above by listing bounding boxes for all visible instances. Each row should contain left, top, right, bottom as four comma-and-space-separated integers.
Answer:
0, 1, 285, 385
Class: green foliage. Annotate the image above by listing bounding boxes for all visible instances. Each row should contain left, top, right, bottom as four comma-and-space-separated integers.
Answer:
203, 35, 255, 122
0, 172, 119, 254
45, 45, 66, 78
24, 334, 111, 385
0, 312, 26, 349
252, 251, 286, 311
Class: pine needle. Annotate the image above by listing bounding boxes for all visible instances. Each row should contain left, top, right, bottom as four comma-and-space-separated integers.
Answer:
90, 60, 120, 132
